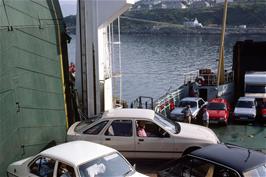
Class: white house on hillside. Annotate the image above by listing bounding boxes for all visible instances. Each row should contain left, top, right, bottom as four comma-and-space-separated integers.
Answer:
190, 1, 210, 8
216, 0, 234, 3
160, 1, 187, 9
184, 18, 203, 28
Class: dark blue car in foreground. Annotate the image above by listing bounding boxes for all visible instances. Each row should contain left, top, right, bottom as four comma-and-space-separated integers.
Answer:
158, 144, 266, 177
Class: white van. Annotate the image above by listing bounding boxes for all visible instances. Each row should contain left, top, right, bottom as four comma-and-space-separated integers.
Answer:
234, 97, 257, 121
245, 72, 266, 99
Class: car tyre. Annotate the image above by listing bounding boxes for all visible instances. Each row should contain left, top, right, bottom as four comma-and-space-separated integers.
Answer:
223, 119, 228, 126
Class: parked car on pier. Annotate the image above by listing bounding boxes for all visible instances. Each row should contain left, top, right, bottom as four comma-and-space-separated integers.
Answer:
259, 100, 266, 121
207, 98, 231, 125
234, 97, 257, 121
158, 144, 266, 177
67, 109, 219, 159
170, 97, 207, 122
7, 141, 147, 177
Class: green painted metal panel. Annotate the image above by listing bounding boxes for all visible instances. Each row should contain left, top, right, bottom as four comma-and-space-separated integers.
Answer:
4, 0, 43, 27
0, 0, 67, 176
0, 91, 21, 176
17, 87, 64, 109
0, 1, 9, 27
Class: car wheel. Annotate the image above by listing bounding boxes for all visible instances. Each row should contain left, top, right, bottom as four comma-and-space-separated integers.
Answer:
182, 147, 201, 156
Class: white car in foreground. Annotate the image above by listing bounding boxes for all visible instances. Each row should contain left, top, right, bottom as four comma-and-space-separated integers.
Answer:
7, 141, 147, 177
67, 109, 219, 159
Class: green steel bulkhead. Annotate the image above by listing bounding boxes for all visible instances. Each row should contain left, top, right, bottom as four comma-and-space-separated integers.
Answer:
0, 0, 67, 176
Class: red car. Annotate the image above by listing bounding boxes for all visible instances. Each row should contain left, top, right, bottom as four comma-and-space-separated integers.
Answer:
260, 101, 266, 120
206, 98, 231, 125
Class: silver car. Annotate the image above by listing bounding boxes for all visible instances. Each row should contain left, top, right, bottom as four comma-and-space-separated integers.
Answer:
170, 97, 207, 121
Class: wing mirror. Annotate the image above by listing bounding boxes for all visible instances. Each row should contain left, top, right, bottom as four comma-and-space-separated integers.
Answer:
133, 164, 136, 171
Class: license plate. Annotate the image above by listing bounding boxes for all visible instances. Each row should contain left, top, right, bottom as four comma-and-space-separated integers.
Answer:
210, 120, 218, 123
240, 117, 247, 120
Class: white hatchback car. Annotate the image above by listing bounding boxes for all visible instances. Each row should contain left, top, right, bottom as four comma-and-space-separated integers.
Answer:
67, 109, 219, 159
7, 141, 147, 177
234, 97, 257, 121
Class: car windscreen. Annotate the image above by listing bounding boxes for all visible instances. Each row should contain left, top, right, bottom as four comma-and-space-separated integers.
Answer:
207, 103, 226, 110
154, 113, 179, 134
262, 102, 266, 108
236, 101, 254, 108
243, 164, 266, 177
179, 101, 197, 108
246, 85, 266, 93
79, 152, 133, 177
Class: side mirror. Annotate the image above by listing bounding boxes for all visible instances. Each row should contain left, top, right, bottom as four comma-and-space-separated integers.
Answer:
133, 164, 136, 170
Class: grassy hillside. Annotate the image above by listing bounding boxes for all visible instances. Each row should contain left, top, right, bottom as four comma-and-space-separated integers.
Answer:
124, 3, 266, 27
64, 3, 266, 34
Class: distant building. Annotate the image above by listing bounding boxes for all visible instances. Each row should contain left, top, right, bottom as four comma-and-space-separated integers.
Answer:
233, 0, 257, 3
184, 18, 203, 28
135, 4, 153, 10
206, 0, 216, 6
216, 0, 234, 3
133, 0, 162, 10
157, 1, 187, 9
239, 25, 247, 29
190, 1, 210, 8
133, 0, 223, 10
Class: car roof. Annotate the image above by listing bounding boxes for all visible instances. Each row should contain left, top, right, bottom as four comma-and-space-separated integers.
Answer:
40, 141, 117, 166
238, 97, 255, 101
246, 71, 266, 75
190, 144, 266, 173
181, 97, 201, 102
209, 98, 227, 104
102, 108, 155, 120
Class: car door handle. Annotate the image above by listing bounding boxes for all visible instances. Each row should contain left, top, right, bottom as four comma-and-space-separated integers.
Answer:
105, 138, 111, 141
138, 139, 144, 142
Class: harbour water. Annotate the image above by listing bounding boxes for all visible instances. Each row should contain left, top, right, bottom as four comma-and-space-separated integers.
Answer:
69, 34, 266, 103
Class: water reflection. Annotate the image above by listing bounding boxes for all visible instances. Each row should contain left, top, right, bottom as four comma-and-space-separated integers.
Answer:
112, 34, 266, 102
68, 34, 266, 103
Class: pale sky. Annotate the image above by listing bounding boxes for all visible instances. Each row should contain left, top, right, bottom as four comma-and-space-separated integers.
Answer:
58, 0, 140, 17
59, 0, 77, 16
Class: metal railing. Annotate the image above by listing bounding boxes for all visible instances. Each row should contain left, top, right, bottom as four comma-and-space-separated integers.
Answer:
184, 68, 233, 86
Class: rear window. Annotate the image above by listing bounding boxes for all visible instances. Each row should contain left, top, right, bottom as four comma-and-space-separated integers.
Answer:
207, 103, 226, 110
179, 101, 197, 108
83, 121, 109, 135
74, 115, 103, 133
262, 102, 266, 108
